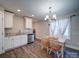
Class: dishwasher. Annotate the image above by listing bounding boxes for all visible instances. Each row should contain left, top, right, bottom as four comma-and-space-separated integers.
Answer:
28, 34, 34, 43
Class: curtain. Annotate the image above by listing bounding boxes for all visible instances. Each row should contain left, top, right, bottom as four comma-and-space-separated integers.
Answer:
50, 18, 70, 40
50, 21, 56, 35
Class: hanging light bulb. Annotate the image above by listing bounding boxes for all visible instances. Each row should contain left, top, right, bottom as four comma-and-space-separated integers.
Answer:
53, 14, 56, 19
46, 15, 49, 18
44, 6, 57, 21
44, 17, 47, 20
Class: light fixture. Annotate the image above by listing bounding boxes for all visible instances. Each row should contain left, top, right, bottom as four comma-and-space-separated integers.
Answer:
32, 14, 35, 17
44, 7, 57, 21
17, 9, 21, 12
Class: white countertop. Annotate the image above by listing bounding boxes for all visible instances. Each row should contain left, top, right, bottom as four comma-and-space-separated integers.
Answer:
5, 33, 34, 37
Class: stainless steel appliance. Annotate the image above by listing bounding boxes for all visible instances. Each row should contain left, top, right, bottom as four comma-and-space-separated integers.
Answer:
28, 34, 34, 43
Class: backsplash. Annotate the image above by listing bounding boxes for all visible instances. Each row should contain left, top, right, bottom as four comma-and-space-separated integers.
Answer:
24, 29, 33, 34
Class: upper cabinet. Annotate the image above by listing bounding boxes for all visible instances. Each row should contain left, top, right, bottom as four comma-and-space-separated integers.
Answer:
4, 11, 14, 28
24, 17, 32, 29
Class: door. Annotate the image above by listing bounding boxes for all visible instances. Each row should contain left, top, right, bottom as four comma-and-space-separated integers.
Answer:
0, 13, 3, 54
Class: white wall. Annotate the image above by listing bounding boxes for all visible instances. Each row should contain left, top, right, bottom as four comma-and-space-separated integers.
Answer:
33, 21, 49, 39
0, 6, 4, 14
66, 15, 79, 50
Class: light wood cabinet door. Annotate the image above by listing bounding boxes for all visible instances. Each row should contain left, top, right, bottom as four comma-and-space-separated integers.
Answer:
25, 17, 32, 29
13, 37, 20, 48
13, 35, 28, 48
0, 13, 3, 54
20, 35, 27, 45
5, 37, 12, 50
5, 37, 14, 50
4, 11, 14, 28
5, 35, 28, 50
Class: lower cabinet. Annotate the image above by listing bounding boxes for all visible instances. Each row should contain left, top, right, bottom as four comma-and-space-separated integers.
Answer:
5, 35, 28, 51
13, 36, 21, 48
5, 37, 14, 50
13, 38, 19, 48
20, 35, 28, 45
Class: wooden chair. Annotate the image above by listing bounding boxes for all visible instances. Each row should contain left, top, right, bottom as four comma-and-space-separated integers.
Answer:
41, 38, 50, 53
41, 36, 58, 53
49, 39, 63, 58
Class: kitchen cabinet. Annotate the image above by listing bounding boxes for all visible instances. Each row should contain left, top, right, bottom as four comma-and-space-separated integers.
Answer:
13, 37, 20, 48
5, 35, 28, 50
0, 13, 4, 54
13, 35, 27, 48
4, 37, 14, 50
20, 35, 28, 45
0, 7, 4, 54
24, 17, 32, 29
4, 11, 14, 28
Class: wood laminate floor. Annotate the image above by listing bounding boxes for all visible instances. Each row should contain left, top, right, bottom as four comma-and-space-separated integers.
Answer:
0, 40, 53, 58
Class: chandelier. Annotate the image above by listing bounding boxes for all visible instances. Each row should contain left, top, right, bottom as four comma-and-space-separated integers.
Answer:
44, 7, 56, 21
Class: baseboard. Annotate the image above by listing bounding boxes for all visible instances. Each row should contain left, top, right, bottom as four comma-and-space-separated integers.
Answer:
66, 44, 79, 50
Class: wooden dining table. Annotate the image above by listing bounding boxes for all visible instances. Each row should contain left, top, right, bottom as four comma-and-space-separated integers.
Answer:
41, 36, 65, 58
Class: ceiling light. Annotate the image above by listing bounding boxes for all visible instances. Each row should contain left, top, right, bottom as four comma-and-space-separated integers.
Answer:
32, 14, 35, 17
44, 7, 57, 21
46, 15, 49, 19
44, 18, 47, 20
17, 9, 21, 12
53, 14, 56, 19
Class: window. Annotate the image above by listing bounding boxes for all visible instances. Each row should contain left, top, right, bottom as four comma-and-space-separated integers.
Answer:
50, 18, 70, 39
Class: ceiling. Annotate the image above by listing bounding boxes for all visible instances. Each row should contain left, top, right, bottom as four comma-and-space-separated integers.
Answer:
0, 0, 79, 22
